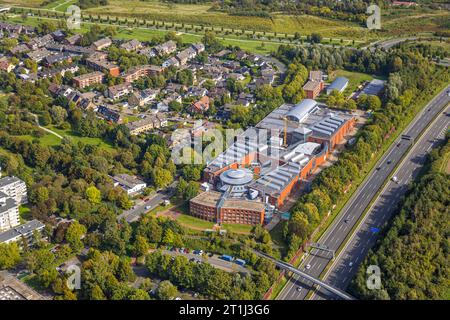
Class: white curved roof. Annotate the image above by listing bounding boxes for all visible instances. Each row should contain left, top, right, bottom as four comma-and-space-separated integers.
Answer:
220, 168, 253, 186
286, 99, 318, 123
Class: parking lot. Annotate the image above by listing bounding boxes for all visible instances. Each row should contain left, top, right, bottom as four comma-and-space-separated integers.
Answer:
155, 249, 250, 274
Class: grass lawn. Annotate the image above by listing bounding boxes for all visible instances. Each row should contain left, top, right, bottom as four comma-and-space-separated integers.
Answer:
222, 223, 253, 235
19, 204, 32, 221
124, 115, 140, 123
45, 125, 116, 151
176, 214, 215, 230
333, 69, 374, 96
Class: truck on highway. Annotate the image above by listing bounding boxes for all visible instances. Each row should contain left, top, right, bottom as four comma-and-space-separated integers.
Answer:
220, 255, 234, 262
234, 258, 246, 266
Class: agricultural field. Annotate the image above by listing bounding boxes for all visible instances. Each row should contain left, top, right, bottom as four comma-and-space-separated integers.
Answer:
0, 0, 45, 7
382, 7, 450, 36
82, 1, 375, 41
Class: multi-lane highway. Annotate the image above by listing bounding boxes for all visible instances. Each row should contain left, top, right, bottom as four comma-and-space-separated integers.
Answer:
278, 85, 450, 300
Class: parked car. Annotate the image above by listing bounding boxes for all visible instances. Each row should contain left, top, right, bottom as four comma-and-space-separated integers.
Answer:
221, 255, 234, 262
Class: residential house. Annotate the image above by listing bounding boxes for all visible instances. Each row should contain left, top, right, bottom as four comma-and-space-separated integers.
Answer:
39, 64, 79, 79
26, 48, 52, 62
27, 34, 54, 50
45, 43, 95, 55
176, 47, 197, 65
97, 105, 122, 123
226, 73, 245, 81
153, 40, 177, 56
43, 52, 73, 66
92, 37, 112, 51
191, 43, 205, 54
187, 86, 208, 97
191, 96, 210, 113
126, 114, 167, 135
236, 92, 255, 107
106, 82, 133, 100
128, 88, 159, 107
120, 39, 142, 52
51, 30, 66, 42
64, 34, 82, 45
10, 44, 29, 54
0, 57, 15, 73
162, 56, 180, 68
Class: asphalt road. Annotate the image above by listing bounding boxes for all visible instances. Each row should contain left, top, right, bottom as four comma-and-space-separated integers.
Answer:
117, 183, 176, 223
278, 85, 450, 300
158, 250, 249, 274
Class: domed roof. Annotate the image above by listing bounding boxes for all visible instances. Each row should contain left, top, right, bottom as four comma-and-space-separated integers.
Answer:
219, 168, 253, 186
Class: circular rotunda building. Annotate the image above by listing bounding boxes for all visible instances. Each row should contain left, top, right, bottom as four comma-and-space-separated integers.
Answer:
219, 168, 253, 187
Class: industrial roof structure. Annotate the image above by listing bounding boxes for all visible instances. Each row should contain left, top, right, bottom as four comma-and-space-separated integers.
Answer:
286, 99, 319, 123
326, 77, 349, 94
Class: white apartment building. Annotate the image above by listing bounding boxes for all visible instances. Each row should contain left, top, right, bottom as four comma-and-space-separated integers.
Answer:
0, 176, 28, 204
0, 191, 20, 232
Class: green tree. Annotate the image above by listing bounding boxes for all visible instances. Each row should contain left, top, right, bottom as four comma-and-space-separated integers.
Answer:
0, 242, 21, 269
156, 280, 178, 300
85, 185, 101, 204
65, 221, 86, 252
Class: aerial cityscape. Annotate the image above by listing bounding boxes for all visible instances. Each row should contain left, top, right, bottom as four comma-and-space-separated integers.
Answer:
0, 0, 448, 310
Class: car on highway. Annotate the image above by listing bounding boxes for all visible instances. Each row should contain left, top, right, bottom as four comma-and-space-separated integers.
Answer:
296, 287, 302, 292
376, 166, 381, 171
344, 218, 350, 223
392, 176, 398, 183
145, 205, 152, 210
305, 264, 311, 270
348, 262, 353, 267
387, 159, 392, 164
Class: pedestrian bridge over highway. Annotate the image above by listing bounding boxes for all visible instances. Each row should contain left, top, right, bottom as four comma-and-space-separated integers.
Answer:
254, 251, 355, 300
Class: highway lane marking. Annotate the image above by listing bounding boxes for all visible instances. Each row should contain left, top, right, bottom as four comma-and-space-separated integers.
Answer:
309, 100, 450, 300
278, 93, 450, 300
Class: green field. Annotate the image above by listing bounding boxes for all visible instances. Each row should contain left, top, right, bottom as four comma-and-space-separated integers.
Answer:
333, 69, 374, 96
45, 125, 115, 151
176, 214, 215, 230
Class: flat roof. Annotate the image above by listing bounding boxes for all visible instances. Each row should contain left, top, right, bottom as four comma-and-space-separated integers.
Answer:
0, 176, 23, 188
191, 191, 265, 211
0, 220, 44, 243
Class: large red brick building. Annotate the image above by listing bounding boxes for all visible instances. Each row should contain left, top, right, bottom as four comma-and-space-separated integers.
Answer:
191, 99, 357, 225
190, 191, 265, 225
